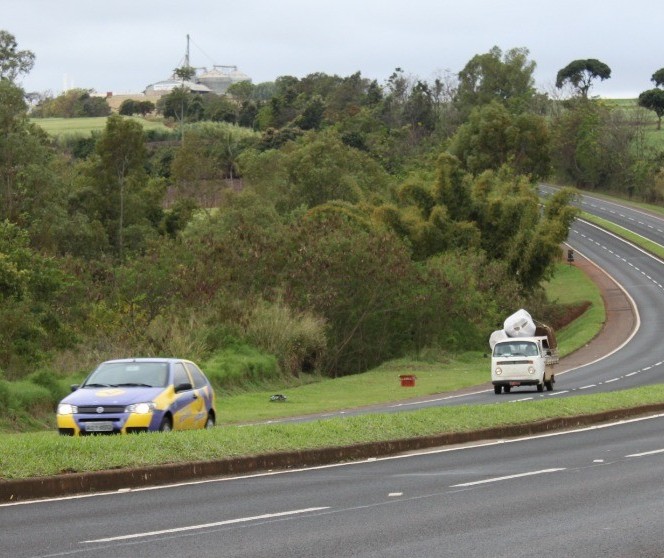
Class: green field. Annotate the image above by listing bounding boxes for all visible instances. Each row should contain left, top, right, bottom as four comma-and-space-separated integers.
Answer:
31, 116, 172, 137
603, 98, 664, 150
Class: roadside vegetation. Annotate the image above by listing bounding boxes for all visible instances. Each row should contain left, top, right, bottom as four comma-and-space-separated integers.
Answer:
4, 384, 664, 479
1, 30, 664, 478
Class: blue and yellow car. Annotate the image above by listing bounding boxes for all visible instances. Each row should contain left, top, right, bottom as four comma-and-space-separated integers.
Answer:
56, 358, 216, 435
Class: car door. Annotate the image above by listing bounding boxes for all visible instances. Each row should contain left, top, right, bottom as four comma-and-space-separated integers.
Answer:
183, 361, 209, 428
171, 361, 200, 430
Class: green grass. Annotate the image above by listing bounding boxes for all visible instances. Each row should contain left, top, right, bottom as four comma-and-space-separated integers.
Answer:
31, 116, 171, 137
0, 257, 615, 481
219, 351, 488, 424
2, 384, 664, 479
543, 262, 605, 357
602, 98, 664, 149
582, 212, 664, 260
4, 194, 659, 480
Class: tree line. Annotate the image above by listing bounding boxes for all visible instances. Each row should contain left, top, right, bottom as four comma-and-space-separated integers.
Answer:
0, 30, 662, 396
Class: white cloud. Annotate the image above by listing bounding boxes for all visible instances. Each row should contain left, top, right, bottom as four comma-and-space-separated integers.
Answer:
5, 0, 663, 98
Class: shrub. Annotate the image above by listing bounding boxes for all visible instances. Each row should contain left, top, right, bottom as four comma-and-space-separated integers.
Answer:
8, 380, 54, 413
0, 378, 9, 410
203, 345, 280, 392
241, 299, 327, 376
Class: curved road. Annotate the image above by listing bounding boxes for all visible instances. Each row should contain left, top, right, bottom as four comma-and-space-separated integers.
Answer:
4, 190, 664, 557
258, 193, 664, 421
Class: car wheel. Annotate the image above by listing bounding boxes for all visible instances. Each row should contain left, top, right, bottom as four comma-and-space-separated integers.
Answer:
494, 385, 502, 394
205, 413, 215, 429
159, 416, 172, 432
504, 385, 511, 393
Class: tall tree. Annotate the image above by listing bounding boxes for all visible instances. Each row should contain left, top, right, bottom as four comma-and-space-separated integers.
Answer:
555, 59, 611, 98
0, 30, 34, 82
449, 101, 550, 179
89, 115, 147, 257
638, 89, 664, 130
455, 46, 536, 116
651, 68, 664, 88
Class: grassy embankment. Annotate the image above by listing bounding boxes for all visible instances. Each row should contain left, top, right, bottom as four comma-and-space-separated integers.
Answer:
31, 116, 171, 137
3, 115, 662, 479
0, 255, 626, 480
604, 98, 664, 150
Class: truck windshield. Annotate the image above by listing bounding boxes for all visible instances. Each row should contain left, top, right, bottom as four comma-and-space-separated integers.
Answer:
494, 341, 539, 357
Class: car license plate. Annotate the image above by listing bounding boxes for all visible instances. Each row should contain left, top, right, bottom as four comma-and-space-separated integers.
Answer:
85, 421, 114, 432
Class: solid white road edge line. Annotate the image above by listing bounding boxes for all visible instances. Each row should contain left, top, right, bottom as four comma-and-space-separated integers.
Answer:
8, 413, 664, 509
625, 448, 664, 458
81, 507, 330, 543
450, 468, 566, 488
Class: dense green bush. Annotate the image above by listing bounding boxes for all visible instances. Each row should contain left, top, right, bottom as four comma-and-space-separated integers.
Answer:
203, 345, 280, 392
240, 298, 327, 376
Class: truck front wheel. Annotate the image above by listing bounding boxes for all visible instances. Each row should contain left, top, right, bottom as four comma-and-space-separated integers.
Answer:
494, 385, 502, 394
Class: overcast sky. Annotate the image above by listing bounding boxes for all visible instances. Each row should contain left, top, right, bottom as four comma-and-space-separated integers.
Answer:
4, 0, 663, 98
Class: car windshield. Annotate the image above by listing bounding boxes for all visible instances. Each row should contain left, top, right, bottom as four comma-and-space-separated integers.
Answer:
83, 362, 169, 388
494, 342, 539, 357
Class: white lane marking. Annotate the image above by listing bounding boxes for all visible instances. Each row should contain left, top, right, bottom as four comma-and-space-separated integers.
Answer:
10, 414, 664, 509
82, 507, 330, 543
625, 372, 638, 377
626, 448, 664, 458
547, 390, 569, 396
389, 492, 403, 497
390, 388, 494, 407
579, 385, 597, 390
604, 378, 620, 383
555, 240, 639, 375
450, 468, 565, 488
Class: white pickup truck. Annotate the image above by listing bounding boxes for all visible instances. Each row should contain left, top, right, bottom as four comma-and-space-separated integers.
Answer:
491, 335, 558, 394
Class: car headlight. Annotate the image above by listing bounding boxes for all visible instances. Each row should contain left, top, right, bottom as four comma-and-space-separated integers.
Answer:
495, 367, 502, 376
125, 402, 156, 414
57, 403, 78, 415
528, 366, 536, 375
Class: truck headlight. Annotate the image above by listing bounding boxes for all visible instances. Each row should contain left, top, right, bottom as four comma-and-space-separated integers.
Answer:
125, 402, 156, 414
57, 403, 78, 415
528, 366, 536, 375
495, 367, 502, 375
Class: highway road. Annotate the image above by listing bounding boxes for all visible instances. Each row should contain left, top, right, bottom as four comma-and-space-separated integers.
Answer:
4, 190, 664, 557
255, 190, 664, 421
3, 413, 664, 557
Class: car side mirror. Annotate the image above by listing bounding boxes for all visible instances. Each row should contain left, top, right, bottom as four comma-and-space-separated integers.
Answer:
70, 384, 79, 392
175, 382, 193, 393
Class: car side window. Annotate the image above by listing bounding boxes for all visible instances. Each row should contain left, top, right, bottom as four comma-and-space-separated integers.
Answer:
172, 363, 191, 389
186, 363, 208, 389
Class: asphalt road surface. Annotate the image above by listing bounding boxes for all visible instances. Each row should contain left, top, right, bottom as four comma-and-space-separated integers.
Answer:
3, 413, 664, 557
253, 200, 664, 423
4, 190, 664, 557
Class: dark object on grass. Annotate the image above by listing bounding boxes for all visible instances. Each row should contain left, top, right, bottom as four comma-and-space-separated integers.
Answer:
270, 394, 287, 402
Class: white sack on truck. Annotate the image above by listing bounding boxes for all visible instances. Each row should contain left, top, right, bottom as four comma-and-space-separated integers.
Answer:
503, 308, 536, 338
489, 329, 509, 350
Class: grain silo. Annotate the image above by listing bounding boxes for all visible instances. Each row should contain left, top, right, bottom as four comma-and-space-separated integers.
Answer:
198, 65, 251, 95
